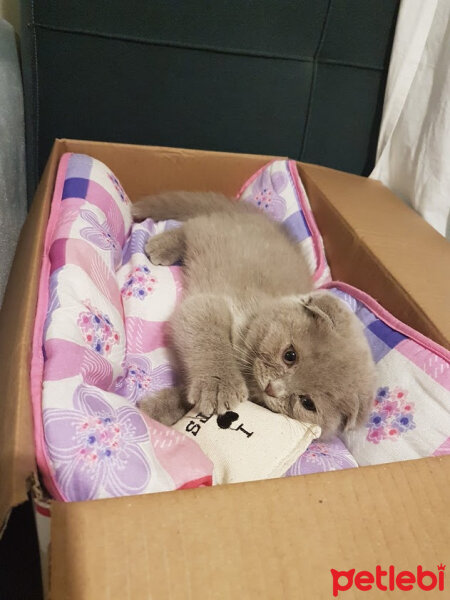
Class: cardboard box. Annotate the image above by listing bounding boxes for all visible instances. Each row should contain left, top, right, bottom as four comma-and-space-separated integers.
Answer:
1, 139, 449, 599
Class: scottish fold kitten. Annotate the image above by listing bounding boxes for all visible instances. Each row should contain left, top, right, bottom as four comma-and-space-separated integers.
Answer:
132, 191, 375, 439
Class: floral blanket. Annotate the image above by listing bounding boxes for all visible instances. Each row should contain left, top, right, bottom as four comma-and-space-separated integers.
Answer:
31, 153, 213, 502
330, 284, 450, 466
31, 153, 450, 502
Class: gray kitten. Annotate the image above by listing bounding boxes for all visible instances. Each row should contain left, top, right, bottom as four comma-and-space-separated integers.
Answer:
132, 191, 376, 439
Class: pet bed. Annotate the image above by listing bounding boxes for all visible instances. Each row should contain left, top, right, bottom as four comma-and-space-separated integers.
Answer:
31, 153, 450, 502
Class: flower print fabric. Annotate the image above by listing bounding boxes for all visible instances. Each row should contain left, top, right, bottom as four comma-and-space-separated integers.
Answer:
44, 385, 151, 500
331, 284, 450, 467
107, 171, 130, 204
33, 152, 450, 503
285, 436, 358, 476
114, 354, 174, 403
77, 302, 120, 355
244, 167, 288, 220
121, 265, 158, 301
79, 208, 122, 268
366, 387, 416, 443
34, 152, 213, 502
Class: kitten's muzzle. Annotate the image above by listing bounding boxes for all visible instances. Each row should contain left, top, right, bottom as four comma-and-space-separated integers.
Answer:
265, 382, 276, 397
264, 379, 286, 398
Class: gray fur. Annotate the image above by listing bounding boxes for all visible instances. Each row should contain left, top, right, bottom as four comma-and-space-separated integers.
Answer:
133, 192, 376, 439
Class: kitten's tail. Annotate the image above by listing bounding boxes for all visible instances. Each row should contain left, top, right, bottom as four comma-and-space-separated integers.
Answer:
132, 191, 250, 222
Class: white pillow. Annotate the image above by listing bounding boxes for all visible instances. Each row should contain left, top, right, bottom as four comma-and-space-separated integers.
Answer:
173, 401, 320, 485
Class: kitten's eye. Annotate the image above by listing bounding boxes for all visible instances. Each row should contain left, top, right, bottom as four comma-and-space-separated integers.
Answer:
299, 394, 316, 412
283, 347, 297, 366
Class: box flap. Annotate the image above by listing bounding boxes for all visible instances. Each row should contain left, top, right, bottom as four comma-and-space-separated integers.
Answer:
0, 140, 66, 526
299, 163, 450, 348
62, 139, 277, 199
50, 455, 450, 599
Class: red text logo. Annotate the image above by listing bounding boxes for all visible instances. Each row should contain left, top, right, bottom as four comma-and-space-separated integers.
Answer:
331, 564, 445, 597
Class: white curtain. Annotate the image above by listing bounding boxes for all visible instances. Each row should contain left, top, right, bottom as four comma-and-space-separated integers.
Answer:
371, 0, 450, 240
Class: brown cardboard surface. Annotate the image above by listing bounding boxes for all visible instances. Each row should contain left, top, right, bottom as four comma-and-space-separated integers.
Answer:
299, 163, 450, 348
51, 456, 450, 600
63, 139, 277, 199
0, 140, 67, 525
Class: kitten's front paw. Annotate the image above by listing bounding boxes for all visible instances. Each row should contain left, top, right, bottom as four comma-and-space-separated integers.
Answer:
145, 233, 178, 266
138, 387, 187, 426
188, 374, 248, 415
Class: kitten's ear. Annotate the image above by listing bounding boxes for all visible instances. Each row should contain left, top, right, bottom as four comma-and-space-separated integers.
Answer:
303, 291, 351, 330
341, 402, 360, 432
341, 390, 372, 432
341, 411, 357, 433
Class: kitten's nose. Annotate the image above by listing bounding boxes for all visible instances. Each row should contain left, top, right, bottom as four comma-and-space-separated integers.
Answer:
265, 382, 276, 397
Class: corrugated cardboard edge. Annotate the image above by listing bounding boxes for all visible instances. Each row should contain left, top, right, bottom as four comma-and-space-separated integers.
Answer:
50, 456, 450, 600
61, 138, 279, 199
298, 162, 450, 348
0, 140, 67, 527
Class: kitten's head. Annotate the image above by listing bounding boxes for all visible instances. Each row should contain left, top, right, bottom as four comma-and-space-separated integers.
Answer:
240, 291, 376, 439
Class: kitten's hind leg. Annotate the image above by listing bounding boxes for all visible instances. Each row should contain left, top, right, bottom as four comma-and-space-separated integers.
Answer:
145, 226, 185, 266
138, 386, 188, 426
172, 294, 248, 415
132, 191, 236, 222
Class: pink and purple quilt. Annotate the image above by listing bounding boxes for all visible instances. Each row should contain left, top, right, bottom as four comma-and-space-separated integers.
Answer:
31, 153, 450, 501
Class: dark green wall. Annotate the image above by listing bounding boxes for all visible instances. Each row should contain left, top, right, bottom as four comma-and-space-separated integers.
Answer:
21, 1, 399, 201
